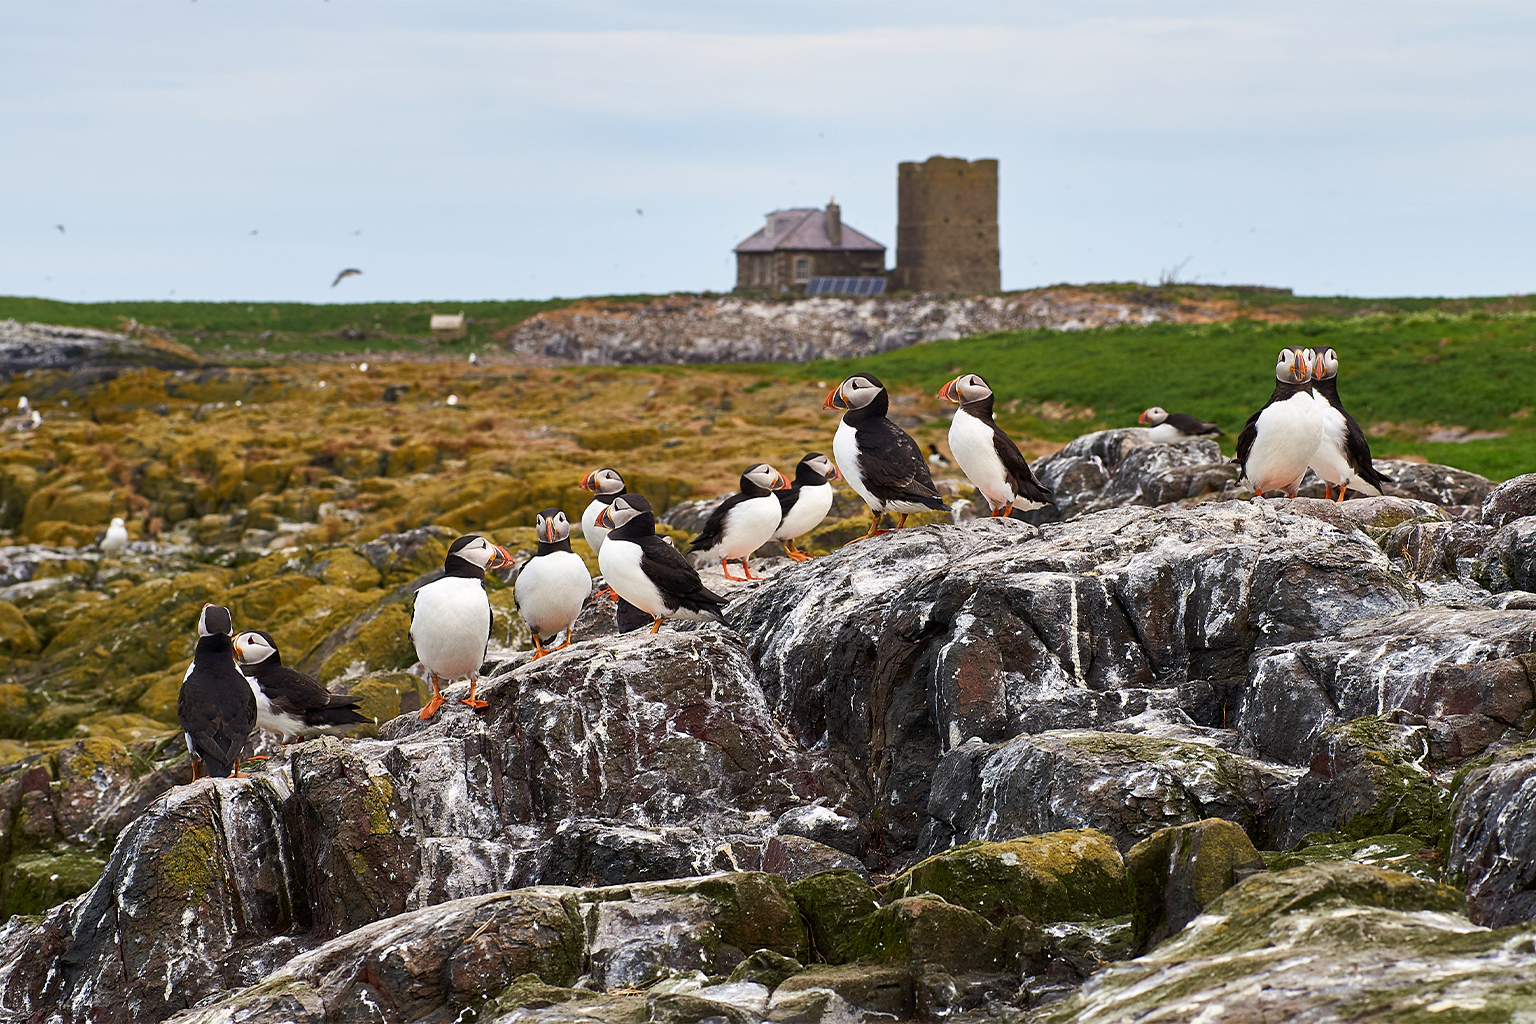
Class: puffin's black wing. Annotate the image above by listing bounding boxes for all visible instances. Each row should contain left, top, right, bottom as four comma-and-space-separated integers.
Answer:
1343, 411, 1391, 489
1165, 413, 1220, 436
689, 493, 748, 553
1234, 406, 1264, 470
637, 535, 729, 622
260, 665, 370, 727
177, 670, 257, 778
856, 420, 947, 510
991, 425, 1055, 505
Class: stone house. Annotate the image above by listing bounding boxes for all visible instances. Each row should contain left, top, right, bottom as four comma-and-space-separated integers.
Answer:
733, 202, 886, 293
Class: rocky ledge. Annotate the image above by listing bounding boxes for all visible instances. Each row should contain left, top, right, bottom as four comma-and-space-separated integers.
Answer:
0, 461, 1533, 1023
0, 320, 202, 375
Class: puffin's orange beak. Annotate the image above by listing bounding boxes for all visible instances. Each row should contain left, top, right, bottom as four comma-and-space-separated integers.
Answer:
1137, 410, 1151, 425
772, 471, 791, 490
579, 472, 597, 492
540, 520, 557, 543
824, 385, 849, 411
488, 544, 512, 569
596, 507, 614, 529
937, 378, 961, 403
830, 465, 842, 481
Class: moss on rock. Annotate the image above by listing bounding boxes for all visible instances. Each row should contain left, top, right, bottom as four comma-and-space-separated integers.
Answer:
788, 869, 881, 965
1126, 818, 1265, 951
0, 850, 108, 921
884, 830, 1130, 925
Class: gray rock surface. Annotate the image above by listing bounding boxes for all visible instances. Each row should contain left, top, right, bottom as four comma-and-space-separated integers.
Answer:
0, 320, 201, 373
1447, 739, 1536, 928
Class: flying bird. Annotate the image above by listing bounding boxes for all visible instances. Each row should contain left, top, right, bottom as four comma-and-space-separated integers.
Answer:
55, 224, 65, 234
331, 268, 362, 288
250, 230, 258, 236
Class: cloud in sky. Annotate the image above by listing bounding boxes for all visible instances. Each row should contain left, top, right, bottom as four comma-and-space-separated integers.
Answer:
1, 1, 1533, 303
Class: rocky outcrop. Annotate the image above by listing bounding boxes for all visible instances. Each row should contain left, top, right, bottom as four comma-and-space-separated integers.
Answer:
500, 291, 1183, 365
0, 320, 202, 374
1040, 862, 1534, 1024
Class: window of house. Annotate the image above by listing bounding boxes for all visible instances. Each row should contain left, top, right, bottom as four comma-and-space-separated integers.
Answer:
793, 257, 811, 282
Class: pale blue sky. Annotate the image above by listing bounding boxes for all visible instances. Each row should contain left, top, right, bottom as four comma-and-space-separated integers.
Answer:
2, 1, 1533, 303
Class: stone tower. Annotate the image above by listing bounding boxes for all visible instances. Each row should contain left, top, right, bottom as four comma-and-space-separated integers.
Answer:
891, 156, 1000, 294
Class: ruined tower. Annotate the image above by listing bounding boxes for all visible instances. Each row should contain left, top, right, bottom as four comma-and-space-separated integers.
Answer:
891, 156, 1000, 294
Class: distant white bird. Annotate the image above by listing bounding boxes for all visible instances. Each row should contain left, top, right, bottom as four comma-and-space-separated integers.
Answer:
100, 517, 129, 553
358, 362, 369, 372
331, 268, 362, 288
468, 353, 479, 365
446, 394, 459, 406
17, 397, 29, 413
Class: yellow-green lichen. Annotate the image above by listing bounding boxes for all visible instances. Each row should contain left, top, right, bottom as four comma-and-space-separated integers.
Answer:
364, 776, 393, 835
162, 825, 217, 900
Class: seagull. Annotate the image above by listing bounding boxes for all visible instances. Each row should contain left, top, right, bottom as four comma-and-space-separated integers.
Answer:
331, 268, 362, 287
55, 224, 65, 234
636, 209, 644, 216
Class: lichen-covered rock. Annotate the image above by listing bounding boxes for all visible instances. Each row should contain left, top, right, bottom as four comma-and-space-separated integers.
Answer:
1280, 715, 1450, 850
1124, 818, 1263, 950
845, 896, 1010, 973
165, 888, 585, 1024
885, 830, 1129, 924
734, 504, 1412, 850
788, 869, 880, 965
579, 872, 806, 988
1241, 607, 1536, 768
1481, 472, 1536, 529
1039, 863, 1500, 1024
727, 949, 805, 989
772, 964, 915, 1019
924, 731, 1302, 852
1446, 739, 1536, 927
1264, 833, 1441, 882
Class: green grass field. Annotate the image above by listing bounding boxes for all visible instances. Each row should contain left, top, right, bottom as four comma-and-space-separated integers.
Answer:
740, 311, 1536, 481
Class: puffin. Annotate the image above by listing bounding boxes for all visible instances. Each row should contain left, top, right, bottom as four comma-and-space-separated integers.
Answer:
99, 517, 129, 554
1137, 407, 1221, 442
688, 463, 791, 580
1308, 346, 1390, 500
927, 444, 951, 468
1235, 347, 1324, 498
596, 494, 730, 632
177, 605, 258, 780
825, 374, 948, 538
937, 373, 1055, 518
513, 508, 593, 658
410, 534, 512, 720
579, 468, 627, 557
772, 453, 839, 561
233, 630, 371, 740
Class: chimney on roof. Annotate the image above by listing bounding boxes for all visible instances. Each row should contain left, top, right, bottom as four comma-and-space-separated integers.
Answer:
825, 198, 842, 247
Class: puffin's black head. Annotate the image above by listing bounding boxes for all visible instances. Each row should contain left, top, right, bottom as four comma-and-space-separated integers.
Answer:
823, 375, 886, 413
595, 493, 655, 535
739, 463, 791, 496
580, 468, 626, 496
446, 534, 512, 576
936, 373, 993, 406
198, 604, 233, 638
535, 508, 573, 544
1275, 347, 1316, 385
1312, 346, 1339, 381
795, 452, 839, 485
233, 629, 281, 667
1138, 406, 1169, 426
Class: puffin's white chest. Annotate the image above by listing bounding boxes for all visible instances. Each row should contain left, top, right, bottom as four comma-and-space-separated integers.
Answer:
514, 550, 592, 637
598, 538, 667, 617
1245, 392, 1325, 494
949, 408, 1014, 509
246, 676, 306, 737
833, 420, 877, 510
698, 495, 783, 559
411, 576, 492, 679
774, 483, 833, 540
1145, 423, 1186, 444
581, 498, 611, 556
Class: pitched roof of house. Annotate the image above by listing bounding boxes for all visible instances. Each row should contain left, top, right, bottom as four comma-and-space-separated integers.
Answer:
734, 208, 885, 253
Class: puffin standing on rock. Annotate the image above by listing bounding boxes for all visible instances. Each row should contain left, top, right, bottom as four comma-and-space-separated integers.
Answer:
688, 463, 791, 580
1236, 347, 1324, 498
937, 373, 1054, 518
1137, 407, 1222, 442
772, 453, 839, 561
411, 534, 511, 719
1308, 346, 1389, 501
825, 374, 948, 538
597, 494, 730, 632
233, 630, 371, 740
178, 605, 258, 780
514, 508, 593, 658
